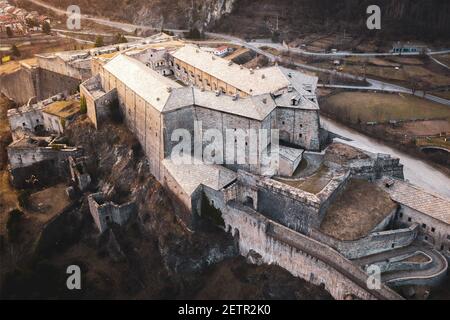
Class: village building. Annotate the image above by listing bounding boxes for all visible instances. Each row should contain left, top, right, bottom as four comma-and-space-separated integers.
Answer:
7, 94, 66, 138
213, 45, 232, 57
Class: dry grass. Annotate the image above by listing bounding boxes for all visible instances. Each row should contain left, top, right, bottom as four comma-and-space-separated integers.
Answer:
276, 165, 334, 194
320, 179, 397, 241
322, 92, 450, 124
416, 136, 450, 150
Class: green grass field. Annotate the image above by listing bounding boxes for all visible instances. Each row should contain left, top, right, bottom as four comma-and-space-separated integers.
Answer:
322, 92, 450, 124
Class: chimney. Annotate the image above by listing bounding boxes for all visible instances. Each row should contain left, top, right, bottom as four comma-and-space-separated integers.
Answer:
261, 74, 266, 79
215, 90, 220, 96
287, 85, 293, 92
166, 87, 172, 93
250, 68, 254, 74
232, 93, 239, 101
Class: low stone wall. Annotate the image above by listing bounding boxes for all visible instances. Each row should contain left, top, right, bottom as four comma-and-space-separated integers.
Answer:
309, 224, 419, 260
223, 201, 402, 300
88, 193, 136, 233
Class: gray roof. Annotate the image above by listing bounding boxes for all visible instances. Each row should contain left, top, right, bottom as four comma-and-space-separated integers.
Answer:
379, 178, 450, 225
104, 54, 277, 120
162, 158, 237, 195
171, 45, 318, 96
103, 54, 182, 112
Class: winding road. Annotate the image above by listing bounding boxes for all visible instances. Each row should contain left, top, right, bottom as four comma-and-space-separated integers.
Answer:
324, 118, 450, 199
355, 243, 448, 287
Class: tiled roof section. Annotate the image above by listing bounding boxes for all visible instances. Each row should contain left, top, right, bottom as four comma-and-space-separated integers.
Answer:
171, 45, 318, 96
162, 158, 237, 195
380, 179, 450, 225
103, 54, 182, 112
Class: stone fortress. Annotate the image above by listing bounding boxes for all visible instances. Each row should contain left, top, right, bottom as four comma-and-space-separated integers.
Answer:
6, 34, 450, 300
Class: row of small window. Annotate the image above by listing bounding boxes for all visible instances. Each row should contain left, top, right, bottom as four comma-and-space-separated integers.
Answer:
399, 212, 450, 240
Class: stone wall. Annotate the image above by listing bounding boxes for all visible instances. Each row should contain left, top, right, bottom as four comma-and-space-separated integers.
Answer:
276, 108, 320, 151
222, 201, 402, 300
309, 224, 419, 260
0, 66, 37, 106
88, 192, 136, 233
36, 69, 81, 101
7, 143, 82, 188
237, 170, 349, 234
37, 56, 91, 81
396, 206, 450, 259
80, 75, 117, 129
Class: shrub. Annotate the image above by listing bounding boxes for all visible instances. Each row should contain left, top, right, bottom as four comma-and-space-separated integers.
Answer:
7, 209, 24, 243
41, 21, 51, 34
200, 193, 224, 227
79, 96, 87, 114
109, 99, 123, 123
11, 45, 20, 58
18, 190, 31, 209
94, 36, 104, 48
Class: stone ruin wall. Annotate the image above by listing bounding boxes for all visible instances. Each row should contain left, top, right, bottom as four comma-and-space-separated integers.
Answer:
222, 201, 402, 300
309, 224, 419, 260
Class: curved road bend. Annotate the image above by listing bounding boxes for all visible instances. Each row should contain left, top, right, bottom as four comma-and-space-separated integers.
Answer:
354, 244, 448, 287
321, 117, 450, 199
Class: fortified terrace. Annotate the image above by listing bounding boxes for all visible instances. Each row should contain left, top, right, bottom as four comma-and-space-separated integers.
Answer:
7, 34, 449, 300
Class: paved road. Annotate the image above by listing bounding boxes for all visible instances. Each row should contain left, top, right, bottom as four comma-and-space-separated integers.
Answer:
250, 41, 450, 58
355, 243, 448, 287
323, 117, 450, 199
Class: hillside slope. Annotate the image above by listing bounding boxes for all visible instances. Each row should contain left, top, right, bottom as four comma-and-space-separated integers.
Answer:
17, 0, 450, 40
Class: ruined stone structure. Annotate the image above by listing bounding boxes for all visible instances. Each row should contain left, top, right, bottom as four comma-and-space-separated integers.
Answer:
7, 94, 79, 136
68, 156, 91, 192
7, 135, 82, 187
88, 192, 136, 233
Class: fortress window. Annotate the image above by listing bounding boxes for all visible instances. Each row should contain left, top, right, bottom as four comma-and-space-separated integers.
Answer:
447, 235, 450, 240
408, 217, 412, 222
399, 212, 403, 218
36, 119, 39, 123
299, 134, 303, 138
22, 122, 26, 127
422, 224, 427, 229
300, 124, 303, 128
431, 228, 435, 233
282, 121, 285, 125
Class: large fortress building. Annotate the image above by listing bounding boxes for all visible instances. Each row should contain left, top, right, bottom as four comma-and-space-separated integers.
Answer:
73, 40, 449, 300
